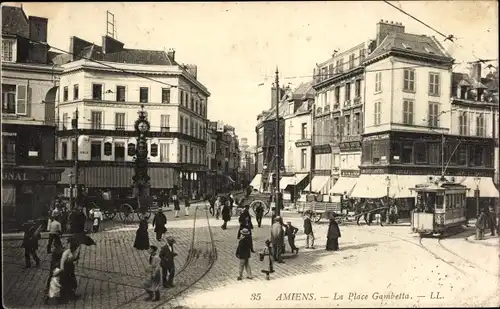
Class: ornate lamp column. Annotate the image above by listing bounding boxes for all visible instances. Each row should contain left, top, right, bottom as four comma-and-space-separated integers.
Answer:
133, 105, 151, 206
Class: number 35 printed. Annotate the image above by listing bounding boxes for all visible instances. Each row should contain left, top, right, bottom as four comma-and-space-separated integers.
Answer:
250, 293, 262, 301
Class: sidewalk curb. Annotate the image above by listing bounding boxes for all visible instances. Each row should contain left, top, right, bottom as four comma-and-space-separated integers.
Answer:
465, 234, 499, 247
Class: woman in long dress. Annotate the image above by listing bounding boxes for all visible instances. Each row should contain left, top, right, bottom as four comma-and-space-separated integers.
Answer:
326, 218, 341, 251
59, 238, 81, 303
143, 245, 162, 301
134, 219, 150, 250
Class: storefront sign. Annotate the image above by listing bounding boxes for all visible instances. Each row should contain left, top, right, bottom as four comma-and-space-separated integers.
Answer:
313, 145, 332, 154
341, 170, 360, 177
2, 132, 17, 136
2, 170, 61, 182
295, 140, 311, 147
339, 141, 361, 150
363, 134, 390, 141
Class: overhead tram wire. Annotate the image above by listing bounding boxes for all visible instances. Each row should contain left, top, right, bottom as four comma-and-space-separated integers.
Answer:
16, 34, 204, 94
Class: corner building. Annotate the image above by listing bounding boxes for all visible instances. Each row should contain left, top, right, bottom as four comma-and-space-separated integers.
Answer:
55, 35, 210, 198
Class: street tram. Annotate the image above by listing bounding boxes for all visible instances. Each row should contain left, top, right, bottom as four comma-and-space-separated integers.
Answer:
409, 178, 468, 236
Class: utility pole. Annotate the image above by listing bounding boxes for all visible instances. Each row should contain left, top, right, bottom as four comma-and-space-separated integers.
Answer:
72, 108, 79, 209
309, 101, 315, 192
275, 67, 281, 218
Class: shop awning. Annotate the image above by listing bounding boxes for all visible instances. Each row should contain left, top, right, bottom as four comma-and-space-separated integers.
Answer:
330, 177, 358, 196
456, 176, 499, 198
149, 167, 176, 189
249, 174, 262, 191
279, 173, 308, 188
305, 176, 331, 194
351, 174, 429, 199
79, 166, 175, 188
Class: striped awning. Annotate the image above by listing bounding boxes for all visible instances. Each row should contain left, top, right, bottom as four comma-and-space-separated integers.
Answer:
80, 166, 176, 189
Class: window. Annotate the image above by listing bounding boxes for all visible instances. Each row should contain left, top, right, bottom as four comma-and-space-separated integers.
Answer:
401, 143, 413, 164
345, 115, 351, 136
429, 72, 440, 96
476, 114, 485, 136
150, 143, 158, 157
334, 86, 340, 104
336, 59, 343, 73
71, 139, 76, 159
301, 123, 308, 139
116, 86, 126, 102
328, 64, 334, 77
162, 88, 171, 103
359, 48, 365, 62
459, 112, 468, 135
391, 142, 401, 163
355, 79, 361, 98
2, 136, 16, 163
61, 141, 68, 160
375, 72, 382, 92
194, 122, 198, 138
92, 84, 103, 100
104, 142, 112, 156
127, 143, 136, 157
90, 141, 102, 161
160, 144, 170, 162
180, 90, 184, 105
185, 119, 189, 134
2, 84, 26, 115
161, 115, 170, 132
139, 87, 148, 103
403, 100, 414, 125
190, 97, 194, 110
115, 113, 125, 130
179, 145, 184, 162
428, 143, 441, 165
345, 83, 351, 101
73, 84, 79, 100
62, 113, 69, 130
91, 111, 103, 130
403, 69, 415, 92
349, 54, 355, 69
2, 39, 14, 62
354, 112, 361, 135
415, 143, 427, 164
428, 102, 439, 128
457, 145, 467, 165
180, 117, 184, 133
115, 143, 125, 161
63, 86, 68, 102
184, 93, 189, 107
190, 119, 195, 136
374, 102, 381, 125
469, 145, 484, 166
185, 145, 189, 162
301, 149, 307, 169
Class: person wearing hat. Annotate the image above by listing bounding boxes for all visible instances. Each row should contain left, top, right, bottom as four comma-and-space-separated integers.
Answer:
270, 217, 285, 263
22, 220, 41, 268
285, 221, 299, 254
143, 245, 162, 301
475, 208, 488, 240
303, 211, 315, 249
236, 228, 253, 280
159, 237, 177, 288
260, 239, 274, 280
44, 238, 65, 304
152, 208, 167, 241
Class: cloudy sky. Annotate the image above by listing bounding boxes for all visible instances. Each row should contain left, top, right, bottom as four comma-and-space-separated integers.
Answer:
9, 1, 498, 145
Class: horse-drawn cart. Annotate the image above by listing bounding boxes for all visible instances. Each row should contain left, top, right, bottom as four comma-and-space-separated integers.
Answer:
297, 195, 342, 223
233, 190, 272, 216
83, 191, 153, 222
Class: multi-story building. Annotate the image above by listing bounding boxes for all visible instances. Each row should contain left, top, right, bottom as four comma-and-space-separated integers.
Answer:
348, 20, 497, 217
282, 82, 315, 201
251, 87, 287, 192
239, 139, 257, 188
54, 34, 210, 198
449, 63, 499, 207
2, 5, 65, 228
312, 40, 372, 195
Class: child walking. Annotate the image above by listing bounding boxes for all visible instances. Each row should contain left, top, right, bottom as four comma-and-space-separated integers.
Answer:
259, 239, 274, 280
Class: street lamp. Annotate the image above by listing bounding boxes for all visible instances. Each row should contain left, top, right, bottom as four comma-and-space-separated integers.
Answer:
474, 177, 481, 217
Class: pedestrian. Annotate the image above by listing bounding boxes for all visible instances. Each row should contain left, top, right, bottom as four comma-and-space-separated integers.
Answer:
47, 268, 62, 304
259, 239, 274, 280
90, 207, 103, 233
236, 228, 253, 280
60, 206, 68, 234
69, 208, 86, 234
255, 202, 264, 228
173, 194, 180, 218
488, 203, 497, 236
134, 219, 150, 250
303, 211, 315, 249
44, 238, 65, 304
143, 245, 162, 302
209, 194, 217, 216
285, 221, 299, 254
184, 196, 190, 216
159, 237, 177, 288
476, 208, 488, 240
221, 200, 231, 230
389, 203, 398, 224
22, 221, 41, 268
59, 237, 81, 303
270, 217, 285, 263
237, 205, 255, 251
215, 196, 222, 220
326, 218, 341, 251
228, 193, 235, 216
47, 216, 62, 254
152, 209, 167, 241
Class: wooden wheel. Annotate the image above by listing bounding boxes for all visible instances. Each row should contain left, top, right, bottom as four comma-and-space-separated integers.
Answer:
103, 209, 116, 220
312, 212, 322, 223
119, 203, 134, 222
249, 200, 267, 216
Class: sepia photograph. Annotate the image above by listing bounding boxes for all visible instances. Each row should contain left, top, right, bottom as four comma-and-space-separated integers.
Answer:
1, 1, 499, 308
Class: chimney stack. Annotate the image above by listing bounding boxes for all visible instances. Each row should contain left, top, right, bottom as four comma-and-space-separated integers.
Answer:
470, 62, 482, 81
102, 35, 124, 54
376, 20, 405, 46
167, 48, 175, 61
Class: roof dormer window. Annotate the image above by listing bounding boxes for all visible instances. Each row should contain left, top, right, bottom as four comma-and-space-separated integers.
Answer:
424, 47, 435, 54
2, 39, 16, 62
402, 43, 412, 50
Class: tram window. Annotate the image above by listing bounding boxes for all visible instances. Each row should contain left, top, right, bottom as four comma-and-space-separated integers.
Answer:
435, 194, 444, 210
445, 194, 450, 209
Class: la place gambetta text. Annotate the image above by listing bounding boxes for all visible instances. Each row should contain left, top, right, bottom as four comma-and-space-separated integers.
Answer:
332, 292, 411, 301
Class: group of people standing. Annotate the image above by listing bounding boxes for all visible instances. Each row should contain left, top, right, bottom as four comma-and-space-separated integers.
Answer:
476, 204, 499, 240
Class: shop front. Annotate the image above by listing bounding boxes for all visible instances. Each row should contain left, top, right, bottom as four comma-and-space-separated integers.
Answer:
2, 166, 64, 231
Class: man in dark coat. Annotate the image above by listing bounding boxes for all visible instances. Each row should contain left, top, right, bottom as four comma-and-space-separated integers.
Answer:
326, 218, 341, 251
236, 228, 253, 280
221, 201, 231, 230
285, 221, 299, 254
228, 193, 235, 217
487, 203, 497, 236
255, 202, 264, 228
22, 221, 41, 268
303, 211, 315, 249
159, 237, 177, 288
237, 205, 255, 252
270, 217, 284, 263
152, 209, 167, 241
209, 194, 217, 216
69, 208, 86, 234
476, 208, 488, 240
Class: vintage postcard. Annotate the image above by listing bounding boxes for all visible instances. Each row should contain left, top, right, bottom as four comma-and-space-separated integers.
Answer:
1, 1, 499, 308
